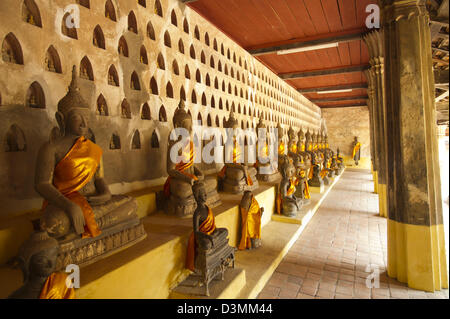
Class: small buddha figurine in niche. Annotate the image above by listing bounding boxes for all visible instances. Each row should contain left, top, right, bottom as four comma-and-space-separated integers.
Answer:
28, 91, 38, 108
185, 182, 234, 296
218, 110, 258, 194
162, 100, 220, 217
238, 191, 263, 250
254, 115, 279, 182
352, 136, 361, 166
2, 44, 15, 63
34, 66, 146, 269
276, 156, 302, 217
8, 231, 75, 299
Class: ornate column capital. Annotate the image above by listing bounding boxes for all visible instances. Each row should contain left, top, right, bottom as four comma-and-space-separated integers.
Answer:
379, 0, 429, 25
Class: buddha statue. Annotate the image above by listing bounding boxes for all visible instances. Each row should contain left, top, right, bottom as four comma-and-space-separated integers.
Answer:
238, 191, 263, 250
296, 128, 312, 179
294, 167, 311, 206
276, 156, 302, 217
352, 136, 361, 166
218, 111, 258, 194
185, 182, 234, 296
35, 66, 146, 269
8, 231, 75, 299
306, 130, 324, 188
162, 101, 220, 217
335, 148, 345, 175
254, 116, 279, 182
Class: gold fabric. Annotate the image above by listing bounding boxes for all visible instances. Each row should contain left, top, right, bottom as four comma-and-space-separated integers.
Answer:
278, 141, 285, 155
352, 142, 361, 158
297, 171, 311, 199
300, 144, 305, 152
290, 144, 297, 153
43, 136, 102, 238
276, 179, 296, 215
39, 272, 76, 299
164, 141, 198, 197
185, 207, 216, 271
219, 138, 253, 186
238, 196, 262, 250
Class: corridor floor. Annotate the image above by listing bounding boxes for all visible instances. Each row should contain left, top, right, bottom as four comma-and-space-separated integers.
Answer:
258, 169, 449, 299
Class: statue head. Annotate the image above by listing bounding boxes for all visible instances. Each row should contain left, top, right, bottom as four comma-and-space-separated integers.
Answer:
354, 136, 359, 142
280, 156, 295, 179
288, 126, 297, 142
16, 231, 59, 283
192, 181, 207, 205
173, 100, 193, 133
56, 66, 90, 138
240, 190, 253, 211
277, 123, 283, 140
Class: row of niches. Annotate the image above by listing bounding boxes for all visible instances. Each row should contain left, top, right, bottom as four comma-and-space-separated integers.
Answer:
4, 124, 161, 153
16, 0, 312, 114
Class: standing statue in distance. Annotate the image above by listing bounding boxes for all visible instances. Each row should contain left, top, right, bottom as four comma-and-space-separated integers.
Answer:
352, 136, 361, 166
238, 191, 263, 250
8, 231, 75, 299
185, 182, 235, 296
276, 156, 302, 217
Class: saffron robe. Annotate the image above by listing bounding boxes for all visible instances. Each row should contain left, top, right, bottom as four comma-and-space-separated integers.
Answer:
185, 207, 217, 271
39, 272, 75, 299
219, 139, 253, 186
43, 136, 102, 238
352, 142, 361, 160
238, 195, 262, 250
276, 179, 296, 215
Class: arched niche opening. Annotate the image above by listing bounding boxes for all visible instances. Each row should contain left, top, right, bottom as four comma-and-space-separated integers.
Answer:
61, 12, 78, 39
131, 130, 141, 149
195, 69, 201, 83
26, 81, 45, 109
45, 46, 62, 73
197, 113, 203, 126
108, 65, 119, 86
150, 77, 158, 95
221, 80, 225, 92
219, 98, 223, 110
96, 94, 108, 116
171, 10, 177, 26
164, 31, 171, 48
147, 21, 155, 40
166, 82, 173, 98
205, 74, 210, 87
210, 56, 215, 68
138, 0, 146, 7
5, 124, 26, 152
180, 86, 186, 101
22, 0, 42, 27
154, 0, 163, 17
172, 59, 179, 75
140, 45, 148, 64
207, 114, 212, 127
178, 39, 184, 54
189, 45, 195, 59
121, 99, 131, 119
215, 116, 220, 127
118, 36, 129, 57
2, 33, 24, 64
130, 71, 141, 91
110, 133, 121, 150
128, 11, 138, 34
183, 18, 189, 34
151, 130, 160, 148
105, 0, 116, 21
93, 25, 105, 49
141, 103, 151, 120
201, 51, 206, 64
194, 26, 200, 40
214, 77, 218, 89
185, 65, 190, 79
159, 105, 167, 122
213, 38, 218, 51
227, 48, 231, 60
211, 96, 215, 108
221, 44, 224, 56
201, 93, 207, 106
77, 0, 90, 8
205, 32, 210, 46
157, 53, 165, 69
191, 90, 197, 104
218, 60, 222, 72
80, 56, 94, 81
224, 64, 228, 76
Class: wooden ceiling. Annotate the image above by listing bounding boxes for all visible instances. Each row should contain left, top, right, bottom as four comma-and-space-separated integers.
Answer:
184, 0, 376, 108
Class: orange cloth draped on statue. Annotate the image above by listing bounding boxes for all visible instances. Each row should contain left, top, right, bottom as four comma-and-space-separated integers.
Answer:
352, 142, 361, 158
308, 165, 316, 179
164, 141, 198, 197
39, 272, 75, 299
276, 179, 296, 215
296, 171, 311, 200
219, 139, 253, 186
290, 144, 297, 153
42, 136, 102, 238
320, 168, 328, 179
278, 141, 285, 155
300, 144, 305, 152
185, 207, 217, 271
238, 195, 262, 250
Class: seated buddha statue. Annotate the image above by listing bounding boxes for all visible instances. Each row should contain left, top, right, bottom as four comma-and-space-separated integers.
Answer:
238, 190, 263, 250
35, 66, 146, 269
254, 116, 279, 182
163, 101, 220, 217
296, 128, 312, 181
293, 164, 311, 206
9, 231, 75, 299
335, 148, 345, 175
185, 182, 234, 296
287, 126, 299, 161
276, 156, 302, 217
218, 111, 258, 194
306, 131, 324, 188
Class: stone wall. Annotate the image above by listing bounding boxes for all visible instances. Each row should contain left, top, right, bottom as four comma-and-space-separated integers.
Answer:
321, 106, 371, 159
0, 0, 323, 216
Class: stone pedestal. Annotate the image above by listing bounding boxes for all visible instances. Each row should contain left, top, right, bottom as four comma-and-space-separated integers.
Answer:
381, 0, 447, 292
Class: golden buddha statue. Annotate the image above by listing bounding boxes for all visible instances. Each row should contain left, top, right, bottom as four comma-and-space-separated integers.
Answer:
161, 100, 220, 217
276, 156, 302, 217
296, 127, 312, 182
254, 116, 279, 182
35, 66, 146, 269
218, 111, 258, 194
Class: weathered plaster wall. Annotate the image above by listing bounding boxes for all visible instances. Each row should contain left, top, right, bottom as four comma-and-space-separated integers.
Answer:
321, 106, 371, 159
0, 0, 322, 216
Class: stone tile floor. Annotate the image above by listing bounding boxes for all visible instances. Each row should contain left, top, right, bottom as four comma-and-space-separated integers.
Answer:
258, 169, 449, 299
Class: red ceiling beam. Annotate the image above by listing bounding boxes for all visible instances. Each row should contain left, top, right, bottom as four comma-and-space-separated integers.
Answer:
310, 95, 369, 103
298, 83, 368, 93
319, 102, 367, 109
280, 64, 369, 80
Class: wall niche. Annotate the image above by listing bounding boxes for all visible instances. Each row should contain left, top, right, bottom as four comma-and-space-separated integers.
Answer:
80, 56, 94, 81
121, 99, 131, 119
5, 124, 26, 152
96, 94, 108, 116
1, 33, 24, 65
108, 65, 119, 86
93, 25, 105, 49
45, 46, 62, 73
105, 0, 116, 21
61, 13, 78, 39
26, 81, 45, 108
131, 130, 141, 149
141, 103, 151, 120
22, 0, 42, 27
110, 133, 121, 150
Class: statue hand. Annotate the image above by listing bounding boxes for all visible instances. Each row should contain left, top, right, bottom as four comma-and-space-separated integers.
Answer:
88, 192, 112, 205
67, 204, 85, 235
